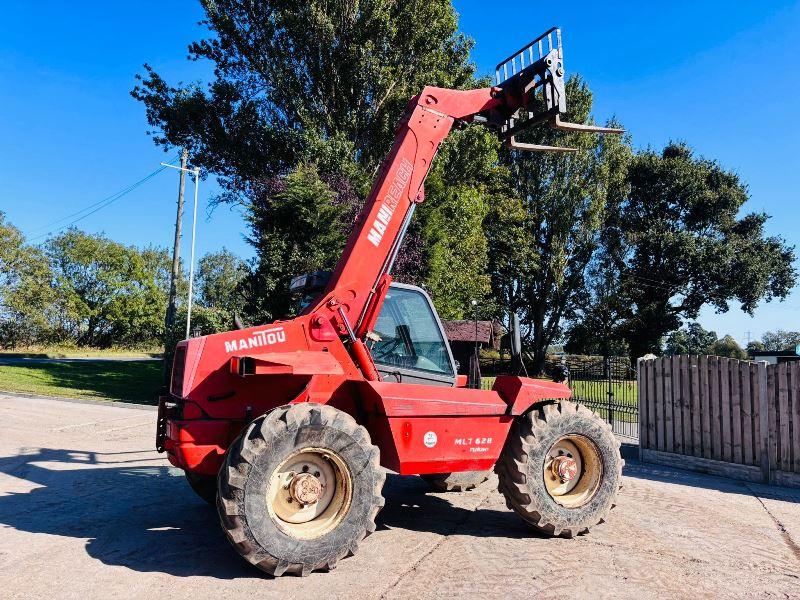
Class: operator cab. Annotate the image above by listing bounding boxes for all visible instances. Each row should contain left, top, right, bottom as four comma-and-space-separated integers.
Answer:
291, 273, 457, 386
369, 283, 457, 387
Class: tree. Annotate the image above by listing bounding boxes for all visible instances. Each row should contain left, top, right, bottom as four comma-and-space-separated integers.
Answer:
746, 340, 765, 354
708, 335, 747, 360
0, 213, 56, 347
564, 258, 629, 357
421, 186, 490, 320
418, 124, 504, 315
488, 77, 632, 372
133, 1, 480, 323
611, 143, 796, 361
45, 230, 169, 347
664, 322, 719, 355
243, 165, 353, 322
0, 211, 24, 281
760, 329, 800, 352
133, 0, 474, 185
196, 248, 247, 315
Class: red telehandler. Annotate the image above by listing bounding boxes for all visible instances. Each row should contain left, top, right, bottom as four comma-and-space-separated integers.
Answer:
157, 27, 624, 576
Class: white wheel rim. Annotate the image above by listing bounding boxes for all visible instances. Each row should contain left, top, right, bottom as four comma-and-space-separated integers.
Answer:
267, 448, 352, 540
543, 434, 603, 508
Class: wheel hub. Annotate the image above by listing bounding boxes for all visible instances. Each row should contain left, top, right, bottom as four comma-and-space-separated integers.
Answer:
543, 434, 603, 508
289, 472, 323, 505
552, 455, 578, 482
266, 448, 354, 540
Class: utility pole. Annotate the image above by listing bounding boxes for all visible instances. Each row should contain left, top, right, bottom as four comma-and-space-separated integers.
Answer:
468, 299, 479, 388
472, 299, 479, 360
163, 149, 188, 385
185, 166, 200, 340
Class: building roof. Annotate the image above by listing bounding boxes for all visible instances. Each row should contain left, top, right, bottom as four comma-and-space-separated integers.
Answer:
442, 320, 497, 344
750, 350, 799, 357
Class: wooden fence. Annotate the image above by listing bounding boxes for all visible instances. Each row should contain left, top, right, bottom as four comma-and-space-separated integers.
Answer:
638, 356, 800, 487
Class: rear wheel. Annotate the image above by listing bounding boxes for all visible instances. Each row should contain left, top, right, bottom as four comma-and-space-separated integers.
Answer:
496, 400, 622, 537
421, 470, 490, 492
217, 403, 385, 576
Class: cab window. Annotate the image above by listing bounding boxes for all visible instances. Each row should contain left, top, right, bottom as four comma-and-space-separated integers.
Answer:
371, 287, 454, 376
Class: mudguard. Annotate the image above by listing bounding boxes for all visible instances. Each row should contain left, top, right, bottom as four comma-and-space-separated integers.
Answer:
492, 375, 572, 415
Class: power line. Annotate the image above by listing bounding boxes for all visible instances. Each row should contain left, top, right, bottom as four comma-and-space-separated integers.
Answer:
25, 155, 179, 242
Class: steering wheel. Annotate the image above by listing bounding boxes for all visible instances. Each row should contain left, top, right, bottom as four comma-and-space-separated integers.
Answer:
372, 332, 402, 360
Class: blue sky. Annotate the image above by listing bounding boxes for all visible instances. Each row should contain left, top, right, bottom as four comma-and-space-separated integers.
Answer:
1, 1, 798, 344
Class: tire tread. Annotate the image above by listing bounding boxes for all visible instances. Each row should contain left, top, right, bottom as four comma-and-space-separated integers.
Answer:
218, 403, 384, 577
495, 401, 623, 538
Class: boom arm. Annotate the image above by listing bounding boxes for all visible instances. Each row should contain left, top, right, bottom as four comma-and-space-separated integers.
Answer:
305, 27, 621, 347
305, 87, 497, 331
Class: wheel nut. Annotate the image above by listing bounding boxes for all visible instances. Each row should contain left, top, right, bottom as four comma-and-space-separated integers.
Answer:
289, 473, 323, 505
552, 456, 578, 483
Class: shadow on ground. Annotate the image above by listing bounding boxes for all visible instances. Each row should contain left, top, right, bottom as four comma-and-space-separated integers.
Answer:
0, 448, 243, 578
3, 447, 797, 581
0, 449, 535, 580
377, 474, 539, 539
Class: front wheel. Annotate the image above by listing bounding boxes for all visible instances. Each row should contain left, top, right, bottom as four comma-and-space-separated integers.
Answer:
217, 403, 385, 576
496, 401, 622, 537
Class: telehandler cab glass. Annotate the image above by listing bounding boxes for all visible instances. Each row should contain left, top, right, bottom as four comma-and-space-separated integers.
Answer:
370, 283, 456, 386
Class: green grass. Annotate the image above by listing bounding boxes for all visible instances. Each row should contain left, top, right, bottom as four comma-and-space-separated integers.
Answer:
0, 361, 163, 404
570, 380, 638, 423
570, 380, 638, 406
0, 348, 162, 359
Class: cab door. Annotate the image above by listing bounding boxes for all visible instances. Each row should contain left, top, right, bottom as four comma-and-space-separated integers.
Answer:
369, 283, 457, 387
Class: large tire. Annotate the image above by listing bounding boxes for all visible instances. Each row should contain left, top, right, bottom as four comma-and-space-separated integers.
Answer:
421, 470, 491, 492
217, 403, 385, 576
185, 471, 217, 505
496, 400, 622, 538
